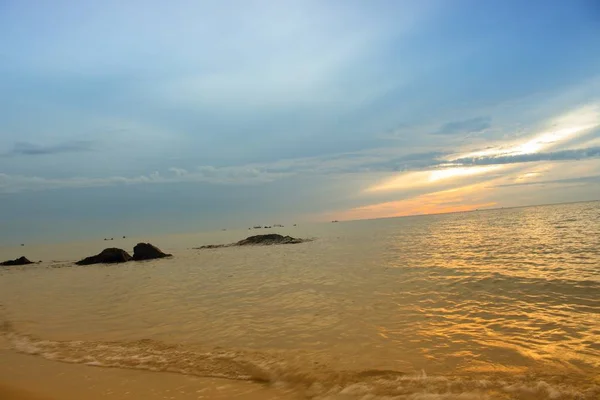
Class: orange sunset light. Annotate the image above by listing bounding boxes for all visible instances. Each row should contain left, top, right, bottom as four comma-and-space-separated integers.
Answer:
334, 184, 497, 221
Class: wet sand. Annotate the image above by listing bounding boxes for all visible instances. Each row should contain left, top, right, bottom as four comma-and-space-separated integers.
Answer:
0, 351, 294, 400
0, 384, 54, 400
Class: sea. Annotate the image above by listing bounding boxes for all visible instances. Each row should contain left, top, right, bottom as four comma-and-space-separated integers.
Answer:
0, 201, 599, 400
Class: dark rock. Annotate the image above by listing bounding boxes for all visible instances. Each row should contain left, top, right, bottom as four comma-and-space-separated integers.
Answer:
196, 234, 308, 249
132, 243, 171, 261
235, 234, 304, 246
198, 244, 227, 249
76, 248, 132, 265
1, 256, 34, 266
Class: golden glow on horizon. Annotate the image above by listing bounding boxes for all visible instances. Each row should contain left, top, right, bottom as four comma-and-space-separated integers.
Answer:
336, 183, 497, 221
346, 104, 600, 222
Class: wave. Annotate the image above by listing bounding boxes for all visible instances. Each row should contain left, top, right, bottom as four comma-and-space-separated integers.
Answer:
2, 322, 598, 400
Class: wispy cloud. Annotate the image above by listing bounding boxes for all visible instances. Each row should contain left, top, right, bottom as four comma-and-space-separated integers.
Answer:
493, 175, 600, 188
449, 146, 600, 166
434, 117, 491, 135
3, 140, 94, 157
0, 165, 291, 193
2, 142, 599, 194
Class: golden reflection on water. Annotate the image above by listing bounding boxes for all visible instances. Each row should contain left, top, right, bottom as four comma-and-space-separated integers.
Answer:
0, 202, 599, 399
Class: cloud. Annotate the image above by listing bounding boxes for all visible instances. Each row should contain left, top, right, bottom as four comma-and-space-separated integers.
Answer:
2, 142, 599, 194
493, 175, 600, 188
0, 164, 292, 193
0, 147, 450, 193
433, 117, 491, 135
168, 167, 188, 177
449, 146, 600, 166
0, 172, 160, 193
4, 140, 94, 156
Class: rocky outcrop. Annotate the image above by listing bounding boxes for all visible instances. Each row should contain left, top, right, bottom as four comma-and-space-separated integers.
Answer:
132, 243, 171, 261
196, 234, 309, 249
198, 244, 226, 249
1, 256, 34, 266
75, 248, 132, 265
236, 234, 304, 246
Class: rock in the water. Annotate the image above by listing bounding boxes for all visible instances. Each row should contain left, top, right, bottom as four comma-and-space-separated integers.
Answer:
132, 243, 171, 261
236, 234, 304, 245
76, 248, 132, 265
197, 244, 227, 249
196, 234, 308, 249
1, 256, 34, 266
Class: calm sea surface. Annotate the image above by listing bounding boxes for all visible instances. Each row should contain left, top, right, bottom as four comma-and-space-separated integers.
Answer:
1, 202, 599, 399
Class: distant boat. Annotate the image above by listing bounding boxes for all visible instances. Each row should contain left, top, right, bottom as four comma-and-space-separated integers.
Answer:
253, 226, 262, 229
331, 220, 339, 223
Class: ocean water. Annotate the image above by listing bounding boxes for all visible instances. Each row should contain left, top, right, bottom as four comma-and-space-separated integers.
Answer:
0, 201, 599, 399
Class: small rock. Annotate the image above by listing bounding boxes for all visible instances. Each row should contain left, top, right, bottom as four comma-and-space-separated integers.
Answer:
76, 248, 132, 265
1, 256, 34, 266
235, 234, 304, 246
196, 234, 309, 249
132, 243, 172, 261
197, 244, 227, 249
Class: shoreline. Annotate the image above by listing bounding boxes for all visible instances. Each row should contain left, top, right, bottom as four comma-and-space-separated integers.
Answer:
0, 350, 294, 400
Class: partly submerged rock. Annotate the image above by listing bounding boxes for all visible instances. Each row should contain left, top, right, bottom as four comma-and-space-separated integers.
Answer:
235, 234, 304, 246
1, 256, 34, 266
198, 244, 227, 249
76, 248, 132, 265
196, 234, 308, 249
132, 243, 171, 261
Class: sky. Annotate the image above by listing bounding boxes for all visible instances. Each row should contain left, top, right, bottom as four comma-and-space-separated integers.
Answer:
1, 0, 599, 243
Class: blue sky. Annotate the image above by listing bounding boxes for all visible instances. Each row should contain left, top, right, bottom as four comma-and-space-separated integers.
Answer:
1, 0, 599, 243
